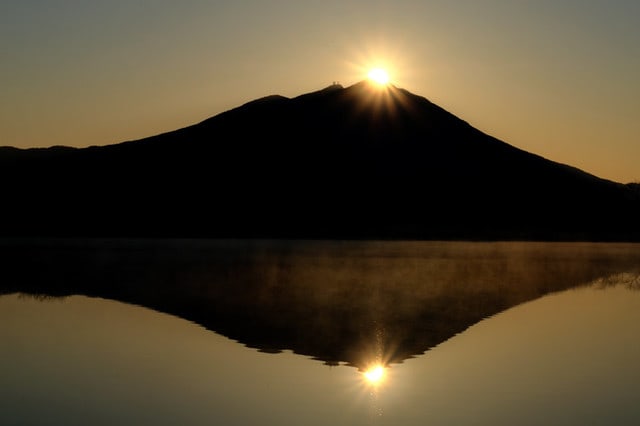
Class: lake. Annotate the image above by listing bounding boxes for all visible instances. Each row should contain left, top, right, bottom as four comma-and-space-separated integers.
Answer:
1, 239, 640, 425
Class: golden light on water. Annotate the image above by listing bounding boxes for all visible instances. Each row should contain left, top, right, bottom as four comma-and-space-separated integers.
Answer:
363, 365, 386, 385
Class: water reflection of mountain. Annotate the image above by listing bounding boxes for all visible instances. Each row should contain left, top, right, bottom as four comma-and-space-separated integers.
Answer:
2, 240, 639, 369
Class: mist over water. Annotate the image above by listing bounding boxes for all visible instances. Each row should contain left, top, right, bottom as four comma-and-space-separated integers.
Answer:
1, 240, 640, 425
2, 239, 639, 367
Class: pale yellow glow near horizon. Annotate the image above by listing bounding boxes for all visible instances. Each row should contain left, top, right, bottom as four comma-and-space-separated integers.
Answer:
2, 2, 639, 184
367, 68, 390, 86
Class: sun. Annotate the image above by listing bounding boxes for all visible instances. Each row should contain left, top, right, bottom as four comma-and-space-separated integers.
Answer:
367, 68, 390, 86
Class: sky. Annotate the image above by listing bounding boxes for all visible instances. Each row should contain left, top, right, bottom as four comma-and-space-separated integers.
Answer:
1, 0, 639, 183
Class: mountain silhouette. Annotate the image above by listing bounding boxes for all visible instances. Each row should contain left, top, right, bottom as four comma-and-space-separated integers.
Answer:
1, 81, 639, 239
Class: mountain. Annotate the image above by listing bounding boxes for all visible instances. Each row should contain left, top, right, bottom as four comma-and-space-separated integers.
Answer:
1, 81, 639, 240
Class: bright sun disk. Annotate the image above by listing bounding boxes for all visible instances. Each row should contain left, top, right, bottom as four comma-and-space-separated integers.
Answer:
367, 68, 390, 85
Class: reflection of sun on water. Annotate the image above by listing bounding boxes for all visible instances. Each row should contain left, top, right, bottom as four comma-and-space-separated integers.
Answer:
360, 364, 387, 419
363, 365, 386, 385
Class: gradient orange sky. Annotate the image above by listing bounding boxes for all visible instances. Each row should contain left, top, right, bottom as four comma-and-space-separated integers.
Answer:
1, 1, 638, 183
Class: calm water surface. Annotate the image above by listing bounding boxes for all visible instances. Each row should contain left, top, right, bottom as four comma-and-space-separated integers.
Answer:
1, 240, 640, 425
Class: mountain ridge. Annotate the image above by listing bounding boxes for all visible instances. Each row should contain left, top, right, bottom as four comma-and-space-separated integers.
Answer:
1, 81, 638, 240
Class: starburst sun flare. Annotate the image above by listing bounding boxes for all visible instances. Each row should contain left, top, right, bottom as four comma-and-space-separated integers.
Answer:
367, 68, 390, 86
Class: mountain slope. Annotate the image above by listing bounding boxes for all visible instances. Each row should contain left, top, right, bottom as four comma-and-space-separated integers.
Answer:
1, 81, 639, 240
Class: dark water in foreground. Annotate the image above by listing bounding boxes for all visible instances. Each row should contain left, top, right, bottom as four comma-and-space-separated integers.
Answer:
1, 240, 640, 425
